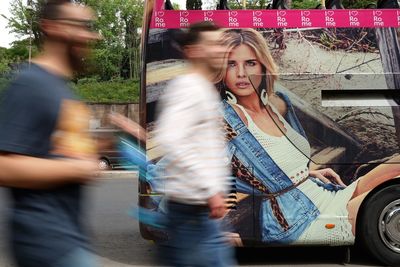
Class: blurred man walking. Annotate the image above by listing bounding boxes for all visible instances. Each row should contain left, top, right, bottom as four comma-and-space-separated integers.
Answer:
110, 22, 236, 267
0, 1, 100, 266
155, 22, 235, 267
156, 22, 233, 266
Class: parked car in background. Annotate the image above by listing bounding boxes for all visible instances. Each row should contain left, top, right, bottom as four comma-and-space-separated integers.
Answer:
91, 129, 136, 170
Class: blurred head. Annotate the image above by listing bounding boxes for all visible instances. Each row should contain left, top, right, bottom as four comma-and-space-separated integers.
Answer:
217, 29, 278, 100
39, 0, 100, 71
173, 22, 226, 73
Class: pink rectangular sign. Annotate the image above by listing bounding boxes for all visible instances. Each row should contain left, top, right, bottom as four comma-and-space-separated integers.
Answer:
150, 9, 400, 29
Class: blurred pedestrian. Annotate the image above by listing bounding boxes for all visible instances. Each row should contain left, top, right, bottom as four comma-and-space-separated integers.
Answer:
110, 21, 236, 267
0, 0, 100, 266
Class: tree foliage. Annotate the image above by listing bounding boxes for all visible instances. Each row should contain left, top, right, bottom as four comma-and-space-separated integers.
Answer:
5, 0, 143, 81
78, 0, 143, 80
5, 0, 43, 48
0, 48, 11, 74
187, 0, 203, 9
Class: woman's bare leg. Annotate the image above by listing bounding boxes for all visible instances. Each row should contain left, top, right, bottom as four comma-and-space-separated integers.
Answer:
352, 155, 400, 198
347, 191, 369, 235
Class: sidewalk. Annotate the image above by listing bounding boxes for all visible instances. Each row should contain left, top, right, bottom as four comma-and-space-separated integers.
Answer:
100, 171, 138, 179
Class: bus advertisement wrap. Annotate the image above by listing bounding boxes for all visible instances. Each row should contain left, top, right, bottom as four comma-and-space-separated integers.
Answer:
139, 0, 400, 265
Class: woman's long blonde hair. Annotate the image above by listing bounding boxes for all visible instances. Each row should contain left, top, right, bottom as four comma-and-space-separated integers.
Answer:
217, 28, 278, 96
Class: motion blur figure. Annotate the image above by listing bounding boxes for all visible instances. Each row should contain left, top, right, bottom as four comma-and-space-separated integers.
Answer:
0, 1, 100, 266
156, 22, 235, 267
112, 22, 236, 267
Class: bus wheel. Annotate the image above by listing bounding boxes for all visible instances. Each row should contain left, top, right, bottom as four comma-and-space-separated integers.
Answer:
359, 184, 400, 266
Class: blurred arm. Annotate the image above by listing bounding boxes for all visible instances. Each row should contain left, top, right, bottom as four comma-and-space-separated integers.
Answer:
109, 113, 147, 141
0, 153, 97, 189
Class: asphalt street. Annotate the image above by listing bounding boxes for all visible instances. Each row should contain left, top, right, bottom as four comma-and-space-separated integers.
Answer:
0, 174, 384, 267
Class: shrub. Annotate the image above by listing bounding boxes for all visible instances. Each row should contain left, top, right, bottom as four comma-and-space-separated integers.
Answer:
74, 79, 139, 103
0, 77, 11, 95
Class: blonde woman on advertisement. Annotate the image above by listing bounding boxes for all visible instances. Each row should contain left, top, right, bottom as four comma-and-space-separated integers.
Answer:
217, 28, 400, 245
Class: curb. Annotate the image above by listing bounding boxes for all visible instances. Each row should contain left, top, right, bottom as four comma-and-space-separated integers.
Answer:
99, 171, 138, 179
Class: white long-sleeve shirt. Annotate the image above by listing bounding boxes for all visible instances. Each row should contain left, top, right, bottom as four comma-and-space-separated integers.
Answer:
155, 73, 230, 205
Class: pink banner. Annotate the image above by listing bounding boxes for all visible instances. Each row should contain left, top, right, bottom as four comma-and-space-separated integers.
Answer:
151, 9, 400, 28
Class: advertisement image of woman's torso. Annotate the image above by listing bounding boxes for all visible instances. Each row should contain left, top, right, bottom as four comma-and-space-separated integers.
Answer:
224, 92, 358, 244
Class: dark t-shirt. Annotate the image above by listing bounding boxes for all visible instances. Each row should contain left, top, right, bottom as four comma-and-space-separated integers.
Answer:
0, 64, 94, 266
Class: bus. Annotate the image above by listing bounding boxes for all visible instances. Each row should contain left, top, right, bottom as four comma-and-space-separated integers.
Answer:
138, 0, 400, 265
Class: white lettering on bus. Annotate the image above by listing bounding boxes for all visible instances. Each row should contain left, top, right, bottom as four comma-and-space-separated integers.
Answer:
229, 17, 239, 27
325, 11, 336, 27
301, 16, 312, 27
155, 17, 165, 27
349, 16, 359, 26
277, 17, 287, 27
253, 17, 263, 27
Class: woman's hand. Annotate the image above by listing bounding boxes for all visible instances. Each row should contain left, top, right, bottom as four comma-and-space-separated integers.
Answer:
109, 113, 146, 141
309, 168, 347, 187
224, 232, 243, 246
208, 192, 227, 219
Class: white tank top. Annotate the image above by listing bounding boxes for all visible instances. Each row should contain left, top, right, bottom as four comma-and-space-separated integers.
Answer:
234, 103, 311, 183
234, 104, 358, 245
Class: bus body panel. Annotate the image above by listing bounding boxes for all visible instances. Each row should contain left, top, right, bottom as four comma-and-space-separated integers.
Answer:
139, 0, 400, 252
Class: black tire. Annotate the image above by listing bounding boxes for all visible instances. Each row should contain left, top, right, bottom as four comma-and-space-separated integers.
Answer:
358, 184, 400, 266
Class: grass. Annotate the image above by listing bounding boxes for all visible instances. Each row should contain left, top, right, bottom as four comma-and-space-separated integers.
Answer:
74, 79, 140, 103
292, 0, 322, 9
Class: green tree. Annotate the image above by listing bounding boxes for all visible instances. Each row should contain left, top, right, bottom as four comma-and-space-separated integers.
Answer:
79, 0, 144, 80
8, 39, 39, 62
173, 2, 181, 9
4, 0, 42, 48
119, 0, 143, 80
77, 0, 125, 80
5, 0, 143, 81
0, 47, 11, 74
187, 0, 203, 9
0, 47, 12, 94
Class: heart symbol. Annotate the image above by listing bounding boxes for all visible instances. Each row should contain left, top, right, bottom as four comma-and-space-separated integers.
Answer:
278, 11, 286, 16
157, 11, 164, 17
255, 11, 262, 16
303, 11, 310, 16
182, 11, 189, 17
230, 11, 238, 17
375, 10, 382, 16
327, 11, 334, 16
206, 11, 213, 17
350, 11, 358, 16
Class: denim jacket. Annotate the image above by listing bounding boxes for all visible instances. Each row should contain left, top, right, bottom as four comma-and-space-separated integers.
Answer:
223, 91, 320, 244
131, 91, 344, 242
